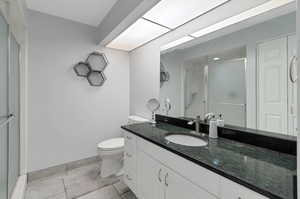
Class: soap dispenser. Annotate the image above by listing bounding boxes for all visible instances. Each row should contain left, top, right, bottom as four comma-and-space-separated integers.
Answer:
209, 115, 218, 139
217, 114, 224, 127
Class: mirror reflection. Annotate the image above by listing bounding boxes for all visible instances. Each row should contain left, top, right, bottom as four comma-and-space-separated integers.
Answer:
159, 12, 297, 136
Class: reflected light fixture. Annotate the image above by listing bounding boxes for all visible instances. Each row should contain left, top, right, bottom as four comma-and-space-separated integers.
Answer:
160, 36, 194, 51
190, 0, 294, 38
213, 57, 221, 61
143, 0, 230, 29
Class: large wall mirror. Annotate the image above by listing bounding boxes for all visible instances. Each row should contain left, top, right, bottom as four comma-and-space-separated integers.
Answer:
159, 11, 297, 136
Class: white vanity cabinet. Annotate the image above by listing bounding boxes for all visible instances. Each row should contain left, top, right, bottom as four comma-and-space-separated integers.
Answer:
123, 131, 269, 199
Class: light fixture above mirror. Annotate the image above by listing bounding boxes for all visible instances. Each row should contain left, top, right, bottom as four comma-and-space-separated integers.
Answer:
106, 0, 230, 51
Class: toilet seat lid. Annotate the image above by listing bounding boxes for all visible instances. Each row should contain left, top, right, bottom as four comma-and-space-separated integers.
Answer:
98, 137, 124, 151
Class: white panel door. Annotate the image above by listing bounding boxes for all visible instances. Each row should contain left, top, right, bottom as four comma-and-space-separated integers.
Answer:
137, 150, 164, 199
287, 34, 297, 136
165, 168, 217, 199
258, 38, 288, 134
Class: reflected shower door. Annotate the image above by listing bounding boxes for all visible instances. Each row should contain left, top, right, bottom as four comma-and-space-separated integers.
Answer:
0, 13, 9, 199
208, 59, 246, 127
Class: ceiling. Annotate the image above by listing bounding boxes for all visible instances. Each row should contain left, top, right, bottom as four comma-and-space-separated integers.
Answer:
26, 0, 119, 26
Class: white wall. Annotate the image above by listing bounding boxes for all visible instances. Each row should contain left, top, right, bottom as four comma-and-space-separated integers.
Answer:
129, 0, 271, 119
27, 11, 129, 172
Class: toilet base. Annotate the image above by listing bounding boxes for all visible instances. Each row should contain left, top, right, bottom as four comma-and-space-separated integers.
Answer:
100, 153, 124, 178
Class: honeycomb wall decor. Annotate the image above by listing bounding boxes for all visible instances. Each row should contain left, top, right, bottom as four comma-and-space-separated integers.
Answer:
73, 52, 108, 87
74, 62, 91, 77
87, 71, 106, 87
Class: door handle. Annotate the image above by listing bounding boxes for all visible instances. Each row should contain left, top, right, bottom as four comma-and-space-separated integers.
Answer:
126, 135, 132, 140
126, 174, 132, 181
126, 153, 132, 158
158, 168, 162, 182
0, 114, 15, 128
164, 173, 169, 186
289, 55, 298, 83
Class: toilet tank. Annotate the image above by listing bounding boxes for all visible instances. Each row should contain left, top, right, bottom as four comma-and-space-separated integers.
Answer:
128, 115, 149, 124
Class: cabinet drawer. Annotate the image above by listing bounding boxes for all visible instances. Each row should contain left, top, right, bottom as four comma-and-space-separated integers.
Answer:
124, 131, 136, 154
220, 177, 269, 199
124, 169, 137, 194
124, 150, 136, 172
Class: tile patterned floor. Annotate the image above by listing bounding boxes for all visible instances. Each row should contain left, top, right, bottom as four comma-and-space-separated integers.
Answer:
25, 163, 137, 199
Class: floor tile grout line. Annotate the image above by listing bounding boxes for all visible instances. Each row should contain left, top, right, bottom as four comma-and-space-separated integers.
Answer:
62, 178, 68, 199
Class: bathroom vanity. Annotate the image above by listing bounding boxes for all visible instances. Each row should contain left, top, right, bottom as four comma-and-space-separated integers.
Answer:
121, 122, 296, 199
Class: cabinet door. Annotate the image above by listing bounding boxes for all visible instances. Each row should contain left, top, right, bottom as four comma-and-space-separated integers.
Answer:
137, 150, 164, 199
165, 168, 217, 199
220, 177, 268, 199
287, 34, 297, 136
257, 37, 288, 134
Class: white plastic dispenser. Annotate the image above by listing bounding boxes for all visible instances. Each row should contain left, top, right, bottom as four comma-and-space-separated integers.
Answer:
217, 114, 225, 127
209, 116, 218, 139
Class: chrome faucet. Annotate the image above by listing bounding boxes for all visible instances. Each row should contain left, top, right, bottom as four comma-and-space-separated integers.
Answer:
204, 113, 215, 123
188, 115, 201, 133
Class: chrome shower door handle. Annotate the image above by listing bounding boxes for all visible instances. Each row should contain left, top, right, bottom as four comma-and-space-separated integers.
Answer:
0, 114, 15, 128
289, 55, 298, 83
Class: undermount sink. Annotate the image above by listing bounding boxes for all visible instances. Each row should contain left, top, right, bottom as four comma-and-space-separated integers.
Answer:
164, 133, 207, 147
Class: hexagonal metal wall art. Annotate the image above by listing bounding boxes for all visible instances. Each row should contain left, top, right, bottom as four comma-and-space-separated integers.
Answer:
87, 70, 106, 87
74, 62, 91, 77
86, 52, 108, 71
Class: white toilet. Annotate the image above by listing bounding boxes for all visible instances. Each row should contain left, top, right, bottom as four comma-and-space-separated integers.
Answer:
97, 115, 149, 178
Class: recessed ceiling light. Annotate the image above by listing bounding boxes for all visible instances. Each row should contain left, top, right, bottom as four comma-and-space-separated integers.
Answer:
213, 57, 221, 61
106, 18, 169, 51
143, 0, 229, 29
160, 36, 194, 51
190, 0, 293, 38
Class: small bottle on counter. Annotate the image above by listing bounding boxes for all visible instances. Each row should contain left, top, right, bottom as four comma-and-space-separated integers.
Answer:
217, 114, 224, 127
209, 116, 218, 139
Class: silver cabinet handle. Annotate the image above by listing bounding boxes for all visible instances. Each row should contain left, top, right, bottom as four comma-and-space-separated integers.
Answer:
126, 174, 132, 181
126, 153, 132, 158
164, 173, 169, 186
126, 135, 132, 140
289, 55, 298, 83
158, 169, 162, 182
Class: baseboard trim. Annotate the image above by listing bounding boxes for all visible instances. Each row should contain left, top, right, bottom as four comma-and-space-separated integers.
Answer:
10, 175, 27, 199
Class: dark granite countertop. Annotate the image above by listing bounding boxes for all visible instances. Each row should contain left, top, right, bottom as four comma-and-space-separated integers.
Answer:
121, 122, 297, 199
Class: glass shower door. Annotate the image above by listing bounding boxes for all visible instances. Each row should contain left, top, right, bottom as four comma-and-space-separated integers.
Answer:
8, 33, 20, 198
0, 13, 9, 199
0, 12, 20, 199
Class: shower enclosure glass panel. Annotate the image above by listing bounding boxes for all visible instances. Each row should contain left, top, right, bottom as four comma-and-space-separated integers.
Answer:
208, 59, 246, 127
0, 13, 20, 199
8, 33, 20, 198
0, 13, 9, 199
